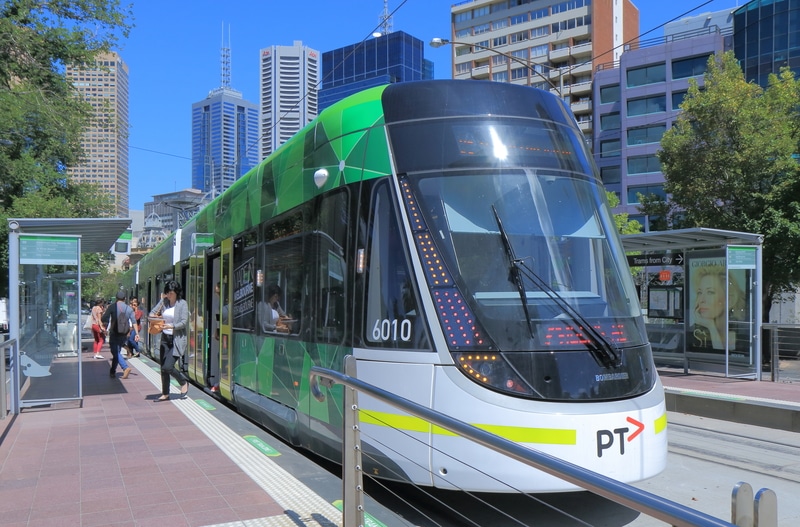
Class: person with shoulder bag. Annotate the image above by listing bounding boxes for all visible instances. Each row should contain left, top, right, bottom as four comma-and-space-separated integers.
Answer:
150, 280, 190, 401
101, 291, 137, 379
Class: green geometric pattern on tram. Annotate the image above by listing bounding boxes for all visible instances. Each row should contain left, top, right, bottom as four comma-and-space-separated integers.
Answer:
233, 332, 257, 388
256, 336, 276, 398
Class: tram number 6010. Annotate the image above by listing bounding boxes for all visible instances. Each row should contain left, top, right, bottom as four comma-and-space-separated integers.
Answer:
372, 319, 412, 342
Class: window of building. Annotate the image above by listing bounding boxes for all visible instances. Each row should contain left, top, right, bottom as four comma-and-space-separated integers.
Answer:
492, 54, 508, 66
599, 112, 620, 130
671, 90, 688, 110
493, 19, 508, 30
627, 95, 666, 116
474, 23, 491, 34
511, 13, 529, 25
510, 30, 529, 43
627, 184, 666, 205
531, 25, 549, 38
599, 84, 620, 104
600, 139, 620, 158
627, 124, 666, 146
531, 7, 548, 19
626, 63, 666, 87
627, 154, 661, 174
474, 6, 489, 17
511, 67, 528, 80
493, 35, 508, 47
456, 28, 471, 38
672, 55, 711, 79
531, 44, 548, 57
493, 70, 509, 82
600, 165, 621, 184
456, 62, 471, 74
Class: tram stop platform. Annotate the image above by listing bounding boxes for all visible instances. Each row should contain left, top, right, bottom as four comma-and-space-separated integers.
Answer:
0, 346, 410, 527
1, 351, 800, 527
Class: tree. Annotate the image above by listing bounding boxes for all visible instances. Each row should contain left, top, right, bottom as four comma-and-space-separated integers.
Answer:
0, 1, 133, 296
606, 190, 642, 235
642, 51, 800, 319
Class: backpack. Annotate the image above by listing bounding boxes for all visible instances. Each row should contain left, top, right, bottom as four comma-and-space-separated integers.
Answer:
116, 305, 132, 335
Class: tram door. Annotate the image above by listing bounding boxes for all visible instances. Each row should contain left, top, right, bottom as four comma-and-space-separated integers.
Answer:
186, 255, 204, 383
219, 239, 233, 398
206, 254, 221, 391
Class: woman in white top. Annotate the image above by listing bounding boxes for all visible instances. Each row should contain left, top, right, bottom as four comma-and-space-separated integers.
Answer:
150, 280, 190, 401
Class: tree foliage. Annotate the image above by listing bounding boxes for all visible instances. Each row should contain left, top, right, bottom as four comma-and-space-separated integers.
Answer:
606, 190, 642, 235
644, 51, 800, 316
0, 1, 133, 296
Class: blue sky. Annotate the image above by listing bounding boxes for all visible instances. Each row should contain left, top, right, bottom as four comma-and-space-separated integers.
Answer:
123, 0, 740, 212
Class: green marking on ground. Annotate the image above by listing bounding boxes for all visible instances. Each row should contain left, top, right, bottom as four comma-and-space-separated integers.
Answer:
195, 399, 216, 411
332, 500, 387, 527
243, 435, 280, 456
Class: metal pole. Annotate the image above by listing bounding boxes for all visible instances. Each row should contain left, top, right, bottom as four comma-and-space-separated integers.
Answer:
8, 223, 20, 415
341, 355, 365, 527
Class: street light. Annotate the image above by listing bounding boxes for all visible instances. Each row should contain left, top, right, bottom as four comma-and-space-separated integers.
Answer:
429, 37, 564, 98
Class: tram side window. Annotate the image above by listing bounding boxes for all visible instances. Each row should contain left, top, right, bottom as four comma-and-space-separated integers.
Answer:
260, 212, 305, 336
312, 190, 349, 343
365, 183, 430, 350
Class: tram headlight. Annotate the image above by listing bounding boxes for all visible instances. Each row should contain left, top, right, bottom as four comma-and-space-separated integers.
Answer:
452, 352, 532, 396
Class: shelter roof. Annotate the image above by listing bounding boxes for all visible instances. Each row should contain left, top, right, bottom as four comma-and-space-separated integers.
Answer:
621, 227, 763, 253
8, 217, 131, 254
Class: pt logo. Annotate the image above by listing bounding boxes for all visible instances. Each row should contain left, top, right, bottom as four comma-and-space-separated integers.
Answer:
596, 417, 645, 457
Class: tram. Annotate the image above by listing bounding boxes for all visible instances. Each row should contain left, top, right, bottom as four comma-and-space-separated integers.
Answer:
124, 80, 667, 492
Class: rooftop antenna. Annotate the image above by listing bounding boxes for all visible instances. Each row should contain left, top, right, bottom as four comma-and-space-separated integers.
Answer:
374, 0, 392, 37
220, 22, 231, 89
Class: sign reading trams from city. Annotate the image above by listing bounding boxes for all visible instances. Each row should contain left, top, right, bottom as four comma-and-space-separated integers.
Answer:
626, 252, 684, 267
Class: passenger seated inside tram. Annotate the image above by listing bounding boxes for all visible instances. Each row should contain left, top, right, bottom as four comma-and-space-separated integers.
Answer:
258, 284, 294, 334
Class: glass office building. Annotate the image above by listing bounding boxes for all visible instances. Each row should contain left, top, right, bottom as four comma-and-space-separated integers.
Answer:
191, 88, 260, 199
319, 31, 433, 110
733, 0, 800, 87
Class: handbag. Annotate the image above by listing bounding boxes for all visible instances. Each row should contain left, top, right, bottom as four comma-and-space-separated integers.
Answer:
148, 306, 164, 335
148, 316, 165, 335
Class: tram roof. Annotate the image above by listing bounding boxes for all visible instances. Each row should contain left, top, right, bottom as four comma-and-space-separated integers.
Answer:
8, 217, 131, 253
621, 227, 763, 253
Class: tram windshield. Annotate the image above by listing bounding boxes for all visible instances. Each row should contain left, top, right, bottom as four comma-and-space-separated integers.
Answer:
395, 119, 646, 353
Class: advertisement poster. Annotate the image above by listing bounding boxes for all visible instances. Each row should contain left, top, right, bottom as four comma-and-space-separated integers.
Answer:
232, 258, 255, 330
686, 250, 751, 357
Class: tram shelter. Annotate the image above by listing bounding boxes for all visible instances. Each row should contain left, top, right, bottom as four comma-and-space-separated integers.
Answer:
621, 228, 764, 379
5, 217, 131, 414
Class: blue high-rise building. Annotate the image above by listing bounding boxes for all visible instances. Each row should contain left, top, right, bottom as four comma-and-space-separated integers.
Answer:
191, 87, 259, 198
319, 30, 434, 110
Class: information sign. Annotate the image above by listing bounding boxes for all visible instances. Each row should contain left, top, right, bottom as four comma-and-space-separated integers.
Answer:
19, 235, 79, 265
626, 252, 684, 267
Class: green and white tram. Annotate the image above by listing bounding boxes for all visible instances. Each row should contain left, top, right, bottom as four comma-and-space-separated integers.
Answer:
124, 80, 667, 492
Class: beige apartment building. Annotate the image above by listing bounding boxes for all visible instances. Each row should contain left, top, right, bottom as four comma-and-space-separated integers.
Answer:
65, 51, 130, 218
449, 0, 639, 136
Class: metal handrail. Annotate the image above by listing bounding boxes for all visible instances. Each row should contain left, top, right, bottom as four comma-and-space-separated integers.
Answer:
1, 338, 16, 420
311, 357, 738, 527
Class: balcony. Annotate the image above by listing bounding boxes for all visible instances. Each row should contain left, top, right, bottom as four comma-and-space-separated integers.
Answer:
571, 42, 592, 59
471, 64, 490, 79
577, 118, 593, 134
571, 99, 592, 114
549, 46, 571, 62
570, 80, 592, 96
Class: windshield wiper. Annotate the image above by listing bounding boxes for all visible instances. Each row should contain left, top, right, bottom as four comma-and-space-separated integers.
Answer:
492, 205, 536, 339
491, 206, 621, 369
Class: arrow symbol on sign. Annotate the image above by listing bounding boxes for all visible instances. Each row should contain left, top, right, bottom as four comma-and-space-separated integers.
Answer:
676, 253, 684, 265
626, 416, 645, 441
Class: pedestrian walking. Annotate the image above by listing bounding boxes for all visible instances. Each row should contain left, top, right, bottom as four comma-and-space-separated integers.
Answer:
150, 281, 189, 401
101, 291, 137, 379
90, 298, 106, 359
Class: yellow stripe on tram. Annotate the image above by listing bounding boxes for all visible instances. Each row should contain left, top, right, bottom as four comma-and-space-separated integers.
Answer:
359, 410, 577, 445
654, 412, 668, 434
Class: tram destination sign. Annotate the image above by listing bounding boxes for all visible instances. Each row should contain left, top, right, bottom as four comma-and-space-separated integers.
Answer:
626, 252, 684, 267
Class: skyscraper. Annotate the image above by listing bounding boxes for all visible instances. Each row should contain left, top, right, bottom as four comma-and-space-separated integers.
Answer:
319, 31, 434, 110
191, 40, 260, 198
65, 51, 130, 217
259, 41, 320, 159
448, 0, 639, 137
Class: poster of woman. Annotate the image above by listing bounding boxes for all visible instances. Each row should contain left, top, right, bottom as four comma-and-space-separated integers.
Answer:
686, 251, 750, 355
